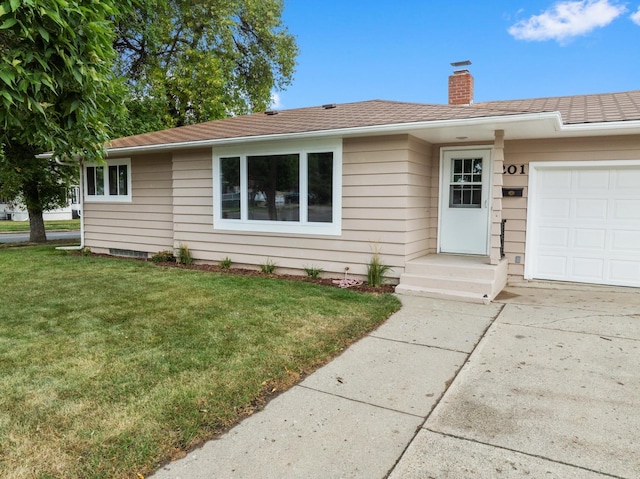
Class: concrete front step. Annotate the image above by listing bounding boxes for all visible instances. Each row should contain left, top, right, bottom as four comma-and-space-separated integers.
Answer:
398, 273, 494, 295
397, 255, 508, 303
394, 284, 492, 304
404, 256, 499, 280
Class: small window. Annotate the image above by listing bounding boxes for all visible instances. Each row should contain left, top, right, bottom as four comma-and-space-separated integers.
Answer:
85, 159, 131, 202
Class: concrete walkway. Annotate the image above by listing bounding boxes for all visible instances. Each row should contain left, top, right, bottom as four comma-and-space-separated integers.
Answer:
150, 284, 640, 479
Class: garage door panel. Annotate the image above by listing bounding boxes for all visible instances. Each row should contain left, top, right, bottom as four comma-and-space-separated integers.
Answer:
613, 200, 640, 219
577, 169, 610, 189
574, 228, 606, 249
609, 260, 640, 284
540, 198, 571, 218
530, 164, 640, 288
615, 169, 640, 189
576, 199, 608, 219
572, 257, 605, 281
539, 170, 571, 190
612, 230, 640, 251
539, 226, 569, 247
537, 255, 568, 277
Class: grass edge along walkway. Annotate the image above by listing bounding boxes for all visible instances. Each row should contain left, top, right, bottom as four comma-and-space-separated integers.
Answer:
0, 245, 401, 479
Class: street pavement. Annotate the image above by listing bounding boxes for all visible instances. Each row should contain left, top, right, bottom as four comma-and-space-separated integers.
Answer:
0, 231, 80, 243
149, 284, 640, 479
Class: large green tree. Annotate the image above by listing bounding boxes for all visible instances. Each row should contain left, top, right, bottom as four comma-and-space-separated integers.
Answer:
0, 0, 130, 241
112, 0, 297, 135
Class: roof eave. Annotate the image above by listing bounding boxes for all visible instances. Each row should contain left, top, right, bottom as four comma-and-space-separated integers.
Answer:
103, 112, 565, 156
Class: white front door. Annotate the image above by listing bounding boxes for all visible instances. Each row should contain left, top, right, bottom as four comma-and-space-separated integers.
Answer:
439, 149, 492, 255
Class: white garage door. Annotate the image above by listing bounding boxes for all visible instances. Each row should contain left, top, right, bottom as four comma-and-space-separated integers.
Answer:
528, 163, 640, 287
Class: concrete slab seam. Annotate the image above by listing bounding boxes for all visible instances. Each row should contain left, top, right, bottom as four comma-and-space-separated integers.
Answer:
384, 302, 507, 479
496, 299, 635, 315
422, 428, 628, 479
367, 333, 479, 355
499, 321, 640, 343
296, 384, 427, 419
430, 307, 499, 317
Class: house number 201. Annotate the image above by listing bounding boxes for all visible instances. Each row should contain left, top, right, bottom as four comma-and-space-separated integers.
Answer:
503, 164, 526, 175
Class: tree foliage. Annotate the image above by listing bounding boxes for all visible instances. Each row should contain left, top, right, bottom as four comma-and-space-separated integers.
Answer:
0, 0, 297, 241
112, 0, 297, 135
0, 0, 130, 241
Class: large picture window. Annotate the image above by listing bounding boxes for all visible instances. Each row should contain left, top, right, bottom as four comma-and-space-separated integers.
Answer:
85, 158, 131, 202
214, 141, 341, 235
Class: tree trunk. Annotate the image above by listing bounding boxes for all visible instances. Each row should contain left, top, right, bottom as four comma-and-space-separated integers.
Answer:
28, 208, 47, 242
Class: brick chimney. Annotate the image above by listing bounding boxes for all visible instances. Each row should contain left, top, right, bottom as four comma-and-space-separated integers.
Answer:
448, 61, 474, 105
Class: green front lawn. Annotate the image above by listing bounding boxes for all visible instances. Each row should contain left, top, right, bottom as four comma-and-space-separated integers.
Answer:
0, 219, 80, 233
0, 245, 400, 479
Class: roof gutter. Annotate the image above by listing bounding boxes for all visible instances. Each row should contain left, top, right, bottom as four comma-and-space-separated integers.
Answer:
559, 120, 640, 134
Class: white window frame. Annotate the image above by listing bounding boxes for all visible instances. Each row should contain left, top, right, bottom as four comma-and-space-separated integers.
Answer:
213, 139, 342, 235
84, 158, 132, 203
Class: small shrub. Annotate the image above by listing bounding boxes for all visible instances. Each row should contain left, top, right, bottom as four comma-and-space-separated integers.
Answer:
219, 257, 232, 270
367, 249, 391, 287
81, 247, 91, 257
259, 258, 276, 274
304, 265, 324, 279
151, 250, 175, 263
177, 243, 193, 265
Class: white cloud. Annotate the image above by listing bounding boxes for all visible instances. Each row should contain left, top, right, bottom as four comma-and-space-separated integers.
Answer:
631, 6, 640, 25
508, 0, 626, 42
270, 92, 283, 109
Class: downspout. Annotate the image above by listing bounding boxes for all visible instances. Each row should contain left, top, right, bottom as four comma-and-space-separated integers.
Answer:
55, 157, 84, 250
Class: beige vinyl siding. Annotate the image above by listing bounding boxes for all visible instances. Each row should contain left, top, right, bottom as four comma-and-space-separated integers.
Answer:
502, 135, 640, 280
405, 136, 432, 259
170, 135, 432, 280
172, 148, 214, 242
84, 154, 173, 254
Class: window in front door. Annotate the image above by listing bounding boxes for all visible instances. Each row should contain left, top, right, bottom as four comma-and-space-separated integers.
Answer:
449, 157, 482, 208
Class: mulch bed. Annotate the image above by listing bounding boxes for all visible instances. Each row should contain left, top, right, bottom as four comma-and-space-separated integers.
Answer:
156, 261, 397, 294
73, 251, 396, 294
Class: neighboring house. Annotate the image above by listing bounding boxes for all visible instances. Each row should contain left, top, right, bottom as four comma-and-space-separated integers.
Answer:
0, 187, 80, 221
76, 68, 640, 302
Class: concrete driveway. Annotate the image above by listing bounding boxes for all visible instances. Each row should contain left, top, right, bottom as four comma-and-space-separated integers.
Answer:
390, 284, 640, 478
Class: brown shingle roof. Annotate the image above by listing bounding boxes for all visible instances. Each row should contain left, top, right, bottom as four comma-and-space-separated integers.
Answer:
108, 91, 640, 150
475, 90, 640, 124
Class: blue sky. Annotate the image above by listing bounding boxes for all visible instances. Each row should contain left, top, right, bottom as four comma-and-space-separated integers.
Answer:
275, 0, 640, 109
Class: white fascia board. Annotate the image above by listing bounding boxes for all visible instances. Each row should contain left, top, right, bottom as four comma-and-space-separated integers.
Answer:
103, 112, 564, 156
